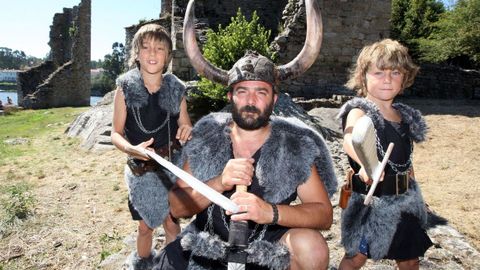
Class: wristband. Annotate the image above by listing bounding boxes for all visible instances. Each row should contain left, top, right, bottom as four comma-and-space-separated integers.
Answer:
270, 203, 278, 225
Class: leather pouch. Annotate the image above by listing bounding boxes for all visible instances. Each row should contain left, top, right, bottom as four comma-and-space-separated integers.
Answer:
339, 169, 354, 209
127, 157, 146, 176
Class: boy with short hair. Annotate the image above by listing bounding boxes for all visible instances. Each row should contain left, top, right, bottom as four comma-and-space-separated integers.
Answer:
111, 23, 192, 269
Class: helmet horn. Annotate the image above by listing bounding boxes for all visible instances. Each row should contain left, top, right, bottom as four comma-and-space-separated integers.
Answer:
183, 0, 229, 85
276, 0, 323, 81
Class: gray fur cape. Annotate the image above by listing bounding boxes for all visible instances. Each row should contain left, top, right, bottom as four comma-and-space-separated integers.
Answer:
117, 68, 185, 229
176, 112, 337, 270
337, 97, 429, 259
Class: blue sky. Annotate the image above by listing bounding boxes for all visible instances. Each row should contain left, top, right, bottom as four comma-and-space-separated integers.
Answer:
0, 0, 457, 61
0, 0, 161, 61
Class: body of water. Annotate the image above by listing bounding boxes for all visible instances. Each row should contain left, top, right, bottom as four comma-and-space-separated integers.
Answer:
0, 90, 102, 106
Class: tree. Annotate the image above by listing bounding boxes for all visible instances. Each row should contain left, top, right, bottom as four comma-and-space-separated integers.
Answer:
102, 42, 126, 83
391, 0, 445, 58
0, 47, 41, 69
91, 42, 125, 95
418, 0, 480, 68
193, 9, 275, 112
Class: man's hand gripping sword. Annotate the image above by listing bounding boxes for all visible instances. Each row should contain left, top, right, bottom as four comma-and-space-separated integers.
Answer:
351, 115, 394, 205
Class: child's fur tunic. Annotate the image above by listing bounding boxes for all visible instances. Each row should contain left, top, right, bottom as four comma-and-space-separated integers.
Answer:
176, 112, 337, 269
117, 68, 185, 229
337, 97, 429, 260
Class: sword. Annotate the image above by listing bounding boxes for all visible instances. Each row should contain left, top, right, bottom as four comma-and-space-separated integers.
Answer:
227, 185, 248, 270
143, 149, 240, 214
351, 115, 395, 205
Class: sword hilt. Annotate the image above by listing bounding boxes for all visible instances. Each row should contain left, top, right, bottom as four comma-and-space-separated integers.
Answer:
227, 184, 249, 268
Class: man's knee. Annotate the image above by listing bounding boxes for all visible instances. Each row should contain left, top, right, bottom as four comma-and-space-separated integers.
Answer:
282, 228, 329, 270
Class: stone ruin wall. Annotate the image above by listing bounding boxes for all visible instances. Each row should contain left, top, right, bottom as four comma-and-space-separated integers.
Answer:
17, 0, 91, 109
125, 0, 478, 100
131, 0, 390, 98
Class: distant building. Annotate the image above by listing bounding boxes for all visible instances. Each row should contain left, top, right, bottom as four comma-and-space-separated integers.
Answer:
0, 70, 19, 82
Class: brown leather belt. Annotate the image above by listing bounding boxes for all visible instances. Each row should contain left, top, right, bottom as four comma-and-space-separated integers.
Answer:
352, 173, 410, 196
127, 141, 181, 176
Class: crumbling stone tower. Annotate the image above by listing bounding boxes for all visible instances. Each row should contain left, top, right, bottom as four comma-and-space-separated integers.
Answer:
17, 0, 91, 109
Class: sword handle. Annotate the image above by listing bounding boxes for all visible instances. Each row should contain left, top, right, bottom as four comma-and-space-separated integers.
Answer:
236, 185, 247, 193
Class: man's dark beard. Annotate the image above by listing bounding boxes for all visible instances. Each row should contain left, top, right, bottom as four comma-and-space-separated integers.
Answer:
232, 102, 274, 130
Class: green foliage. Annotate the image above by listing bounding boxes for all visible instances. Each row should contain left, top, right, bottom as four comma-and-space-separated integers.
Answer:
91, 42, 126, 95
417, 0, 480, 68
0, 47, 42, 69
391, 0, 445, 58
91, 74, 115, 96
90, 59, 104, 68
192, 9, 275, 112
68, 24, 77, 38
0, 182, 36, 224
98, 230, 123, 262
103, 42, 126, 82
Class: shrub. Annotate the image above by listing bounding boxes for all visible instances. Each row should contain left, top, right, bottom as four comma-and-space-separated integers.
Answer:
191, 9, 275, 114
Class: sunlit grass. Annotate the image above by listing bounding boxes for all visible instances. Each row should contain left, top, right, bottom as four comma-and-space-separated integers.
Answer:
0, 107, 87, 164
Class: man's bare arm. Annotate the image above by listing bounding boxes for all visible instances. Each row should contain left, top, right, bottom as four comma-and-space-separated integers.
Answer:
229, 165, 333, 230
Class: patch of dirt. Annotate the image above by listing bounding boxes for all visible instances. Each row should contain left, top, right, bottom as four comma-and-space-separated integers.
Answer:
0, 133, 135, 269
401, 98, 480, 250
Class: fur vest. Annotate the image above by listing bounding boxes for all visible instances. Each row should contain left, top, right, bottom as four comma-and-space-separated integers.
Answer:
337, 97, 429, 259
179, 112, 338, 269
116, 68, 185, 114
117, 68, 185, 229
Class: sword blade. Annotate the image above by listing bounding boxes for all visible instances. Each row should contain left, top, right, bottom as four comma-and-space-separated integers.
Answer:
227, 262, 246, 270
144, 149, 240, 214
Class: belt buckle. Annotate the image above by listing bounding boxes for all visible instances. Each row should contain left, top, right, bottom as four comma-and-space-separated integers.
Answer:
395, 174, 409, 195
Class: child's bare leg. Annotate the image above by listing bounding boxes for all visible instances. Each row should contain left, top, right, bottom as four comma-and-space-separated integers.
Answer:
163, 213, 180, 244
137, 220, 154, 258
338, 253, 368, 270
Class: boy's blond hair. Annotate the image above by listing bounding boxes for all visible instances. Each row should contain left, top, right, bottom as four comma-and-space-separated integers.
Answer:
345, 39, 419, 97
128, 23, 173, 70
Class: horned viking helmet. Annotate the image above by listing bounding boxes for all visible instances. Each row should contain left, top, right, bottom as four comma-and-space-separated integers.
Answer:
183, 0, 323, 87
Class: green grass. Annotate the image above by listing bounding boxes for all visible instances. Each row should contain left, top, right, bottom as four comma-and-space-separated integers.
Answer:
99, 230, 123, 263
0, 82, 16, 86
0, 107, 87, 164
0, 182, 36, 225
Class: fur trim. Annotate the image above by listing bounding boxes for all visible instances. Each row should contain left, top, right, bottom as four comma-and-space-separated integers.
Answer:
181, 231, 290, 270
126, 250, 156, 270
337, 97, 428, 143
181, 231, 227, 260
341, 181, 428, 260
183, 112, 338, 201
125, 166, 173, 228
247, 240, 290, 270
116, 68, 186, 114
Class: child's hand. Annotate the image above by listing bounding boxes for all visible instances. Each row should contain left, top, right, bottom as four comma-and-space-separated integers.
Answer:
125, 138, 154, 160
176, 124, 192, 145
358, 166, 385, 185
357, 167, 372, 185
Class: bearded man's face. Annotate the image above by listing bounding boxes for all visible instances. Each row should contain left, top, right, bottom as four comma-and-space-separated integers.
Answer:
229, 81, 276, 130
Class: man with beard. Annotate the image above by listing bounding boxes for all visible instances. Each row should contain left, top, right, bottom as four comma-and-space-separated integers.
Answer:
153, 52, 337, 270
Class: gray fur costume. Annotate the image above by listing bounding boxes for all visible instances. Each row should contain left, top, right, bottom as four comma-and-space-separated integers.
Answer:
117, 68, 185, 229
171, 112, 337, 270
337, 97, 429, 260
